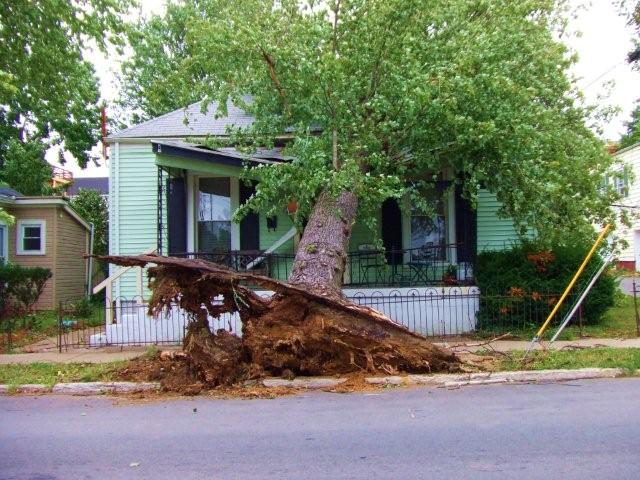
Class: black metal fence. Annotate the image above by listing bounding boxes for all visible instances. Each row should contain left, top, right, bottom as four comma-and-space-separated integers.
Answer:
630, 280, 640, 337
53, 287, 587, 349
56, 297, 244, 351
0, 318, 15, 353
174, 244, 475, 288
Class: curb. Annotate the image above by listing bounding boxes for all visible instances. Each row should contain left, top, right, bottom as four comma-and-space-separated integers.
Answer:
0, 368, 631, 395
259, 368, 628, 389
0, 382, 160, 395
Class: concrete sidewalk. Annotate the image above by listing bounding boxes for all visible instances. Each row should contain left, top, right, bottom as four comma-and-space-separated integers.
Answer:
1, 338, 640, 364
441, 337, 640, 353
0, 347, 178, 365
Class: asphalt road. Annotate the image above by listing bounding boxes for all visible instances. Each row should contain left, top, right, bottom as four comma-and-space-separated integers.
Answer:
1, 379, 640, 480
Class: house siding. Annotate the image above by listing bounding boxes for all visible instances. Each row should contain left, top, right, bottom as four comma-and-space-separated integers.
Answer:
612, 144, 640, 265
476, 189, 524, 252
54, 209, 89, 304
112, 142, 161, 299
5, 206, 57, 310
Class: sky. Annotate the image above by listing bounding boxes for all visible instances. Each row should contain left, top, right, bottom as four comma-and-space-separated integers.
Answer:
63, 0, 640, 178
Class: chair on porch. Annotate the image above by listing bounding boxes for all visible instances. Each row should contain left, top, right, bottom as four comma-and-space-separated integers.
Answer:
356, 244, 386, 286
406, 242, 438, 285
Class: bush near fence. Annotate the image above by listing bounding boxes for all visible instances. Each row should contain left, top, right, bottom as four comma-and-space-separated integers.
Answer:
0, 263, 52, 318
476, 239, 616, 326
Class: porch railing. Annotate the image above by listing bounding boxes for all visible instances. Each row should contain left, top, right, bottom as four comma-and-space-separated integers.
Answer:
173, 244, 475, 287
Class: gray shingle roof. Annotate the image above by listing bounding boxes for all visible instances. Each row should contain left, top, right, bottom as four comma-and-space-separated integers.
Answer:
0, 186, 23, 198
66, 177, 109, 196
107, 99, 255, 140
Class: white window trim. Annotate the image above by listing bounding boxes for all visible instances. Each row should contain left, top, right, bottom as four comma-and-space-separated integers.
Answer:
194, 175, 240, 251
16, 219, 46, 255
401, 188, 456, 264
0, 221, 7, 264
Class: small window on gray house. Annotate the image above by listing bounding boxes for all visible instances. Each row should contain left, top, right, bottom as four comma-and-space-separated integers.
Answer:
198, 178, 231, 252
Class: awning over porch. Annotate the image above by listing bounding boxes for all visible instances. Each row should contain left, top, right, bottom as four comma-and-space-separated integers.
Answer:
151, 140, 291, 169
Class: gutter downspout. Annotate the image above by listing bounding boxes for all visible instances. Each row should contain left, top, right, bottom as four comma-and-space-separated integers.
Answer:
87, 222, 95, 298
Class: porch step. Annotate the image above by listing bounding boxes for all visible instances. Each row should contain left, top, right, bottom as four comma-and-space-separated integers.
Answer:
88, 308, 242, 346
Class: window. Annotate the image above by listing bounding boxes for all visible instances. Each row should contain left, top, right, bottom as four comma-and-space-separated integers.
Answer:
197, 178, 231, 252
0, 223, 7, 263
614, 174, 629, 198
17, 220, 46, 255
605, 169, 629, 198
409, 189, 447, 261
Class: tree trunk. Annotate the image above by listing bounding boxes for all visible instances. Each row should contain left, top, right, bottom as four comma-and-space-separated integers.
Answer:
101, 254, 460, 386
288, 190, 357, 297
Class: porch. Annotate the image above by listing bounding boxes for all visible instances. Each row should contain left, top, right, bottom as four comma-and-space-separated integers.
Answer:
153, 140, 477, 290
173, 244, 475, 288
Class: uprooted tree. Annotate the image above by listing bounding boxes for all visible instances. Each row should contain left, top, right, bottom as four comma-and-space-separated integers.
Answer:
104, 254, 460, 384
114, 0, 624, 384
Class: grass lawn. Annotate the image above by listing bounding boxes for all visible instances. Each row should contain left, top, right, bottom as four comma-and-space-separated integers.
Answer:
1, 347, 640, 389
492, 347, 640, 374
476, 294, 640, 341
0, 362, 125, 387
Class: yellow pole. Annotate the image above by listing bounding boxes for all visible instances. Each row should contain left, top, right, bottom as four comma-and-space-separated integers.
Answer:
534, 224, 612, 340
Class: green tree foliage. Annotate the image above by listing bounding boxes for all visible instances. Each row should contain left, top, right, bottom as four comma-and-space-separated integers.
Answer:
0, 0, 132, 187
122, 0, 620, 245
0, 140, 52, 196
70, 189, 109, 256
619, 102, 640, 149
118, 1, 203, 123
0, 208, 13, 226
618, 0, 640, 65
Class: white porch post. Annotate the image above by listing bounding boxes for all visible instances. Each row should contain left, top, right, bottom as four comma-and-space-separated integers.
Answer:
186, 172, 195, 252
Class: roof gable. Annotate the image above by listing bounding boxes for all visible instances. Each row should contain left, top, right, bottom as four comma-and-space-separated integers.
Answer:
107, 99, 255, 141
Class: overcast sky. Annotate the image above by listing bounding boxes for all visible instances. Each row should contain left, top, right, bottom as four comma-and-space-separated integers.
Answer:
66, 0, 640, 178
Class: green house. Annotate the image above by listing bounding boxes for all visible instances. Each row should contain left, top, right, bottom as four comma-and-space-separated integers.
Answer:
105, 101, 523, 300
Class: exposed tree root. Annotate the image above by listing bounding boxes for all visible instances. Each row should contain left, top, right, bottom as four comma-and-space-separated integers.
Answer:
101, 254, 460, 386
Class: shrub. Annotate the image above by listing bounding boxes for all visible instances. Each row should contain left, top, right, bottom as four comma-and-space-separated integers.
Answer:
476, 239, 617, 326
70, 298, 94, 318
0, 263, 52, 317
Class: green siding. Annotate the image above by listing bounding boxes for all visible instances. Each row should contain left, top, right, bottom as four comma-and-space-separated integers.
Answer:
348, 217, 379, 251
258, 212, 295, 281
476, 189, 525, 252
112, 142, 160, 299
259, 213, 295, 253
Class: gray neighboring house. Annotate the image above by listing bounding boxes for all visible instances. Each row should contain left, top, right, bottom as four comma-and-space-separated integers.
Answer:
66, 177, 109, 203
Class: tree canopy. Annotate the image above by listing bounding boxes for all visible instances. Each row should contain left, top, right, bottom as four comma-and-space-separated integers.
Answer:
70, 189, 109, 256
118, 0, 203, 124
0, 0, 131, 194
619, 102, 640, 149
120, 0, 620, 243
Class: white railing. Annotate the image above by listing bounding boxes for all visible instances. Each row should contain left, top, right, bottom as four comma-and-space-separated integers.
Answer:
245, 227, 296, 270
93, 247, 156, 324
